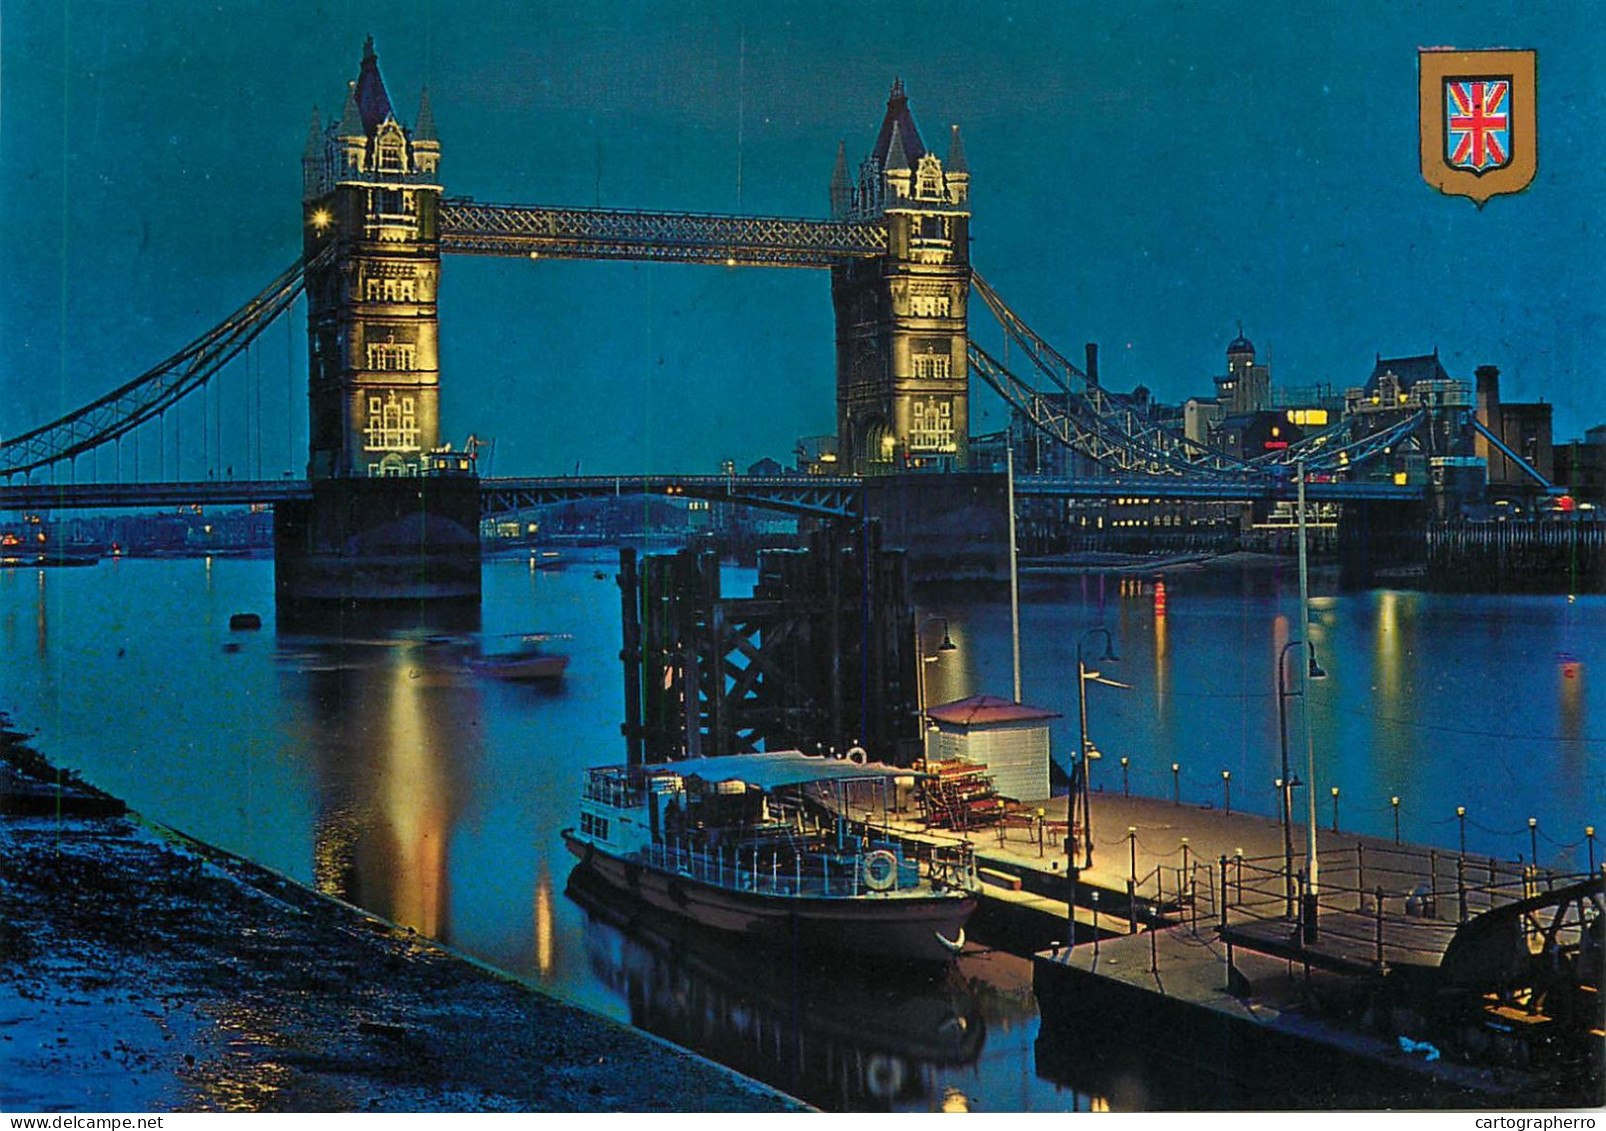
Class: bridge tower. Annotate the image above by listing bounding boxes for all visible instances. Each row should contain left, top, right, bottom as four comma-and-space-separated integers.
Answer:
832, 81, 972, 474
302, 36, 443, 479
278, 38, 479, 614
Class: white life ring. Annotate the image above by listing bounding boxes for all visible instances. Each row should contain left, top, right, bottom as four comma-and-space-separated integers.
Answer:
862, 849, 899, 892
846, 745, 868, 765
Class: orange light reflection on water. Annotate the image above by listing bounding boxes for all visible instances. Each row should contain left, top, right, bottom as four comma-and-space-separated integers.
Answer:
381, 650, 448, 939
534, 861, 555, 976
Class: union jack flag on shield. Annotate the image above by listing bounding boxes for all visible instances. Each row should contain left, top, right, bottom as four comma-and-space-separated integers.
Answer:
1420, 49, 1536, 206
1445, 78, 1511, 173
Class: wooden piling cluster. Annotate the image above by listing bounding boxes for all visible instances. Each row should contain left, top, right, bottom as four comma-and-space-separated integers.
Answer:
1426, 518, 1606, 592
619, 525, 919, 764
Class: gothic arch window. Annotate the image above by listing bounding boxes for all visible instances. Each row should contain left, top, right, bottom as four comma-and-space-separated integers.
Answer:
860, 417, 895, 466
375, 125, 407, 174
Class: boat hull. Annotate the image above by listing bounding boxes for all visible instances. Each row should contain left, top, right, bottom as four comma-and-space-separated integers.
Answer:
468, 653, 568, 681
563, 831, 975, 966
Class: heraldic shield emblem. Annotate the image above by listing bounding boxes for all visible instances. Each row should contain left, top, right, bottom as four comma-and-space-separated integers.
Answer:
1419, 48, 1536, 206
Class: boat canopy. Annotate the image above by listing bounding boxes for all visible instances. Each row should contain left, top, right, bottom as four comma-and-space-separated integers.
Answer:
639, 751, 913, 791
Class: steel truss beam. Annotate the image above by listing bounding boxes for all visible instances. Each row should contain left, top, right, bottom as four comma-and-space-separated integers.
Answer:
479, 475, 862, 519
1, 251, 327, 480
439, 199, 887, 267
0, 480, 313, 512
971, 273, 1249, 475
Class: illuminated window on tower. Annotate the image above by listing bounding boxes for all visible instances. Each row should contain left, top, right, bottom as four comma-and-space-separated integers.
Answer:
366, 342, 416, 371
364, 391, 420, 451
913, 350, 952, 381
910, 398, 955, 452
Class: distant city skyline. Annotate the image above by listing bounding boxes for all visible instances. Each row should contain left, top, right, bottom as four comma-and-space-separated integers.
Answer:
2, 1, 1601, 477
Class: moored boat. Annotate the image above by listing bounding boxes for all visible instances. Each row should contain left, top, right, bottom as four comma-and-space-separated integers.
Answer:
562, 751, 980, 965
466, 649, 569, 681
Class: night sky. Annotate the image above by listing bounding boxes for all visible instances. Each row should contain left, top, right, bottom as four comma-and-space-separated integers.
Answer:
3, 1, 1602, 478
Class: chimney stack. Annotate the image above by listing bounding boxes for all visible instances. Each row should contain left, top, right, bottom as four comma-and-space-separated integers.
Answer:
1475, 365, 1501, 412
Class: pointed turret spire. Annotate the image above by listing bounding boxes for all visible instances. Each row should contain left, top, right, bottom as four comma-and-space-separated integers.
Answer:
353, 34, 394, 134
336, 81, 364, 137
885, 121, 911, 171
414, 87, 438, 142
946, 123, 968, 175
870, 75, 925, 168
830, 140, 851, 218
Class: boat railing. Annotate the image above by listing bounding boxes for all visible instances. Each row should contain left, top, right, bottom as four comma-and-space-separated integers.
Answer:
925, 840, 981, 894
646, 836, 945, 899
581, 770, 643, 809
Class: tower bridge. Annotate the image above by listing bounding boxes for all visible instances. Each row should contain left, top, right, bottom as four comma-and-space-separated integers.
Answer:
2, 37, 1446, 606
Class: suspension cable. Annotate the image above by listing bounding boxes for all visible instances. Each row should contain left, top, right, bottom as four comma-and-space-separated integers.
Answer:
2, 249, 329, 479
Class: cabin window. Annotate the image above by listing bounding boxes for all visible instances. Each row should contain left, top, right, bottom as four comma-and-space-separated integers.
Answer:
580, 812, 610, 840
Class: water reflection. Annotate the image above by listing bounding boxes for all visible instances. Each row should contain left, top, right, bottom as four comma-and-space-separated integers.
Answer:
280, 629, 484, 943
533, 860, 556, 977
566, 867, 984, 1112
1152, 580, 1169, 721
37, 568, 47, 658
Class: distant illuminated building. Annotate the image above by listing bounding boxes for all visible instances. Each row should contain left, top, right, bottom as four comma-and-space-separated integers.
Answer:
1474, 364, 1553, 491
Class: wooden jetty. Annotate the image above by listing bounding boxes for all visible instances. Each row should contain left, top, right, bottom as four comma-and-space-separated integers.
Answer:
854, 788, 1604, 1107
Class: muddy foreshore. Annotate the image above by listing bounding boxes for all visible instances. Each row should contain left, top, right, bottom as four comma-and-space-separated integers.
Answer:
0, 721, 803, 1113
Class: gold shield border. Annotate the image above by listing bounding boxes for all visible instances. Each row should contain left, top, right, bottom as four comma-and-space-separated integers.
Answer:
1419, 48, 1537, 206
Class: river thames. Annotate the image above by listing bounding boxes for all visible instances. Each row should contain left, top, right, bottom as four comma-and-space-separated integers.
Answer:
2, 553, 1599, 1111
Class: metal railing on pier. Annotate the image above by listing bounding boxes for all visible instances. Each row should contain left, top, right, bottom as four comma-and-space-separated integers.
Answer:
1215, 841, 1603, 972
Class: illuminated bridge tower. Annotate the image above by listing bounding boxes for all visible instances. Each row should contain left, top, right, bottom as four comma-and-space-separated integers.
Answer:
278, 37, 479, 614
832, 80, 972, 473
302, 35, 442, 479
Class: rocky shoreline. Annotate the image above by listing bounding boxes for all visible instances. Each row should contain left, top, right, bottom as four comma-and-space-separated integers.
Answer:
0, 721, 803, 1113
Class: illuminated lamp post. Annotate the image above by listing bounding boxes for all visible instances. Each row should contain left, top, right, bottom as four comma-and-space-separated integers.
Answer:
1074, 627, 1122, 871
1278, 639, 1324, 918
914, 616, 957, 736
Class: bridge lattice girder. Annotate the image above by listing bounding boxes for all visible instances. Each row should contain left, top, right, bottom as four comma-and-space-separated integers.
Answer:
439, 200, 887, 268
0, 253, 324, 480
970, 273, 1436, 478
1255, 409, 1429, 472
479, 475, 863, 520
970, 273, 1251, 476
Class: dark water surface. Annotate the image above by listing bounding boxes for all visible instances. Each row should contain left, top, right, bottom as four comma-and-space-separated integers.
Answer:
2, 554, 1600, 1112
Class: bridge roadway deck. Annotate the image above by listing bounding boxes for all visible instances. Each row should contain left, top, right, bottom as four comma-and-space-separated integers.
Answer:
864, 790, 1562, 974
0, 472, 1424, 514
